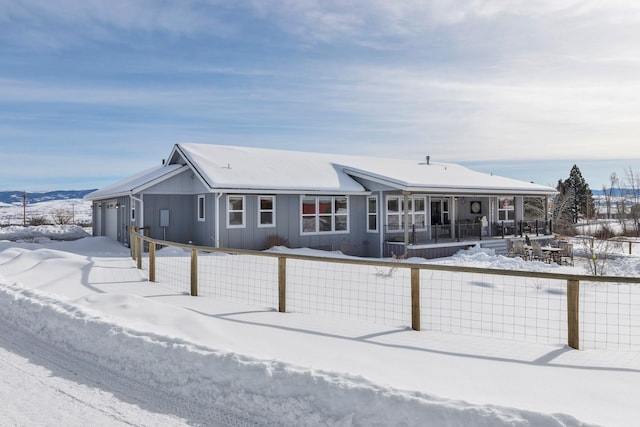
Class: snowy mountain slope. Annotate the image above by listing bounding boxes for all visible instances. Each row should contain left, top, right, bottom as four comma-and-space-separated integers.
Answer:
0, 190, 95, 205
0, 192, 93, 226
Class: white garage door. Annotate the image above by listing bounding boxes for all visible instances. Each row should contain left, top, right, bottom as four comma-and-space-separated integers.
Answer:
105, 200, 118, 241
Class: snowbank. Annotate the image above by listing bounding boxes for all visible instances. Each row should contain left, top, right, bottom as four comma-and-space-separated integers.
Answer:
0, 281, 590, 427
2, 226, 638, 425
0, 225, 90, 242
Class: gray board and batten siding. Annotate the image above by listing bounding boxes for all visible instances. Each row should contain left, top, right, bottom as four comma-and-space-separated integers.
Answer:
120, 167, 376, 255
140, 193, 376, 257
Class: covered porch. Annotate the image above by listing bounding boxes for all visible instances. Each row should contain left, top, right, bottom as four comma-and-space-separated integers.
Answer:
381, 193, 553, 258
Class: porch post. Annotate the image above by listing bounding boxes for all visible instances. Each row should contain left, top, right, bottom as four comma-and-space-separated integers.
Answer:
403, 191, 410, 256
544, 195, 549, 235
450, 197, 456, 239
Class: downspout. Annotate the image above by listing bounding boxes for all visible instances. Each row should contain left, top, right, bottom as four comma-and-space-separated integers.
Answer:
378, 191, 384, 258
214, 192, 223, 248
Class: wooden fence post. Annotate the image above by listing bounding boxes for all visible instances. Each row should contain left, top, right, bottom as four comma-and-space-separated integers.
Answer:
567, 279, 580, 349
411, 267, 421, 331
136, 234, 142, 270
129, 226, 135, 259
149, 241, 156, 282
278, 257, 286, 313
190, 248, 198, 296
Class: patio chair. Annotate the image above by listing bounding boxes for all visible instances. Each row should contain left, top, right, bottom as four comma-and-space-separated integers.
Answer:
512, 240, 530, 260
505, 239, 515, 257
559, 244, 574, 266
531, 241, 551, 263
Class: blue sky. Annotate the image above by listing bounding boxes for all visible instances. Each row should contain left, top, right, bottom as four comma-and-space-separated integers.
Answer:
1, 1, 639, 191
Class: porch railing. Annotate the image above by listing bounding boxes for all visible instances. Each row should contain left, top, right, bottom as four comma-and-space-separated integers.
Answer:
381, 220, 553, 246
496, 220, 554, 238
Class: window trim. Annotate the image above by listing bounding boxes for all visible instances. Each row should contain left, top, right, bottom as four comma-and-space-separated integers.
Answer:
227, 195, 246, 228
300, 195, 350, 235
385, 195, 427, 231
498, 197, 515, 222
367, 195, 378, 233
197, 194, 206, 222
257, 195, 276, 228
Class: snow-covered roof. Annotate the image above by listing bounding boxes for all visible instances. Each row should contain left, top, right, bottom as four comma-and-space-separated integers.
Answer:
87, 143, 557, 199
84, 164, 187, 200
171, 143, 556, 196
170, 143, 367, 194
338, 160, 556, 195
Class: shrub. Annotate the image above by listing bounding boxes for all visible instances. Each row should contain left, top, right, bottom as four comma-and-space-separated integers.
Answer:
264, 235, 289, 249
28, 215, 49, 226
593, 223, 617, 240
52, 208, 74, 225
553, 219, 577, 236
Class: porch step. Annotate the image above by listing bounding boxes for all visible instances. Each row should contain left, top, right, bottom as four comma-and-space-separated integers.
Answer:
479, 239, 509, 255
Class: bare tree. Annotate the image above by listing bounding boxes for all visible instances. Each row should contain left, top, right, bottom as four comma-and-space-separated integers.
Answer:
578, 237, 621, 276
622, 167, 640, 235
551, 190, 576, 235
523, 197, 546, 220
603, 172, 618, 220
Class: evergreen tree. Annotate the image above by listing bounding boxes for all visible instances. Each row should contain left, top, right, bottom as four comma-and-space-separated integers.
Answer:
555, 164, 596, 224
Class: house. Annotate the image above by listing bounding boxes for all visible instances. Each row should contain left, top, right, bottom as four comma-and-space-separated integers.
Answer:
85, 143, 557, 258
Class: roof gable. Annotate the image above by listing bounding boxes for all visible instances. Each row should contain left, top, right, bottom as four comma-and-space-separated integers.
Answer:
84, 164, 187, 200
171, 143, 367, 194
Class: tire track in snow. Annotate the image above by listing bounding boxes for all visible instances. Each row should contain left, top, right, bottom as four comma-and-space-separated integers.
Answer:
0, 316, 267, 426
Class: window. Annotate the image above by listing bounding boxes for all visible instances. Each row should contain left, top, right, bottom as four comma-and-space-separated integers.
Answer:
386, 195, 427, 231
227, 195, 245, 228
197, 195, 205, 222
430, 198, 450, 225
258, 196, 276, 227
498, 197, 515, 222
301, 196, 349, 234
367, 196, 378, 232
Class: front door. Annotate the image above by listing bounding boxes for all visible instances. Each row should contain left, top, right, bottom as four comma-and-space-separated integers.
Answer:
430, 198, 450, 238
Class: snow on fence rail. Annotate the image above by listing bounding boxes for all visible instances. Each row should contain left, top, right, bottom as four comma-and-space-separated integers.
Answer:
130, 230, 640, 351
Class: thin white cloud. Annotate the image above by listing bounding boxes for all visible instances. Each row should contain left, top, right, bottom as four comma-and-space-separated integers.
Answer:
3, 0, 640, 190
0, 0, 237, 48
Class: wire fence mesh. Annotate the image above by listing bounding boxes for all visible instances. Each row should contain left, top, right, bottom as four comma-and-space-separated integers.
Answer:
150, 245, 192, 295
581, 281, 640, 350
286, 258, 411, 326
198, 251, 279, 308
421, 270, 566, 345
132, 234, 640, 351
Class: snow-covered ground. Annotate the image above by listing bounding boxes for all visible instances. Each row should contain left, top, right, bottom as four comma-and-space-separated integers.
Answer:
1, 226, 640, 426
0, 198, 92, 226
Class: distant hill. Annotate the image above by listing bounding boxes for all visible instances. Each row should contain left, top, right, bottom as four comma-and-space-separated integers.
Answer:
592, 188, 629, 197
0, 190, 96, 205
